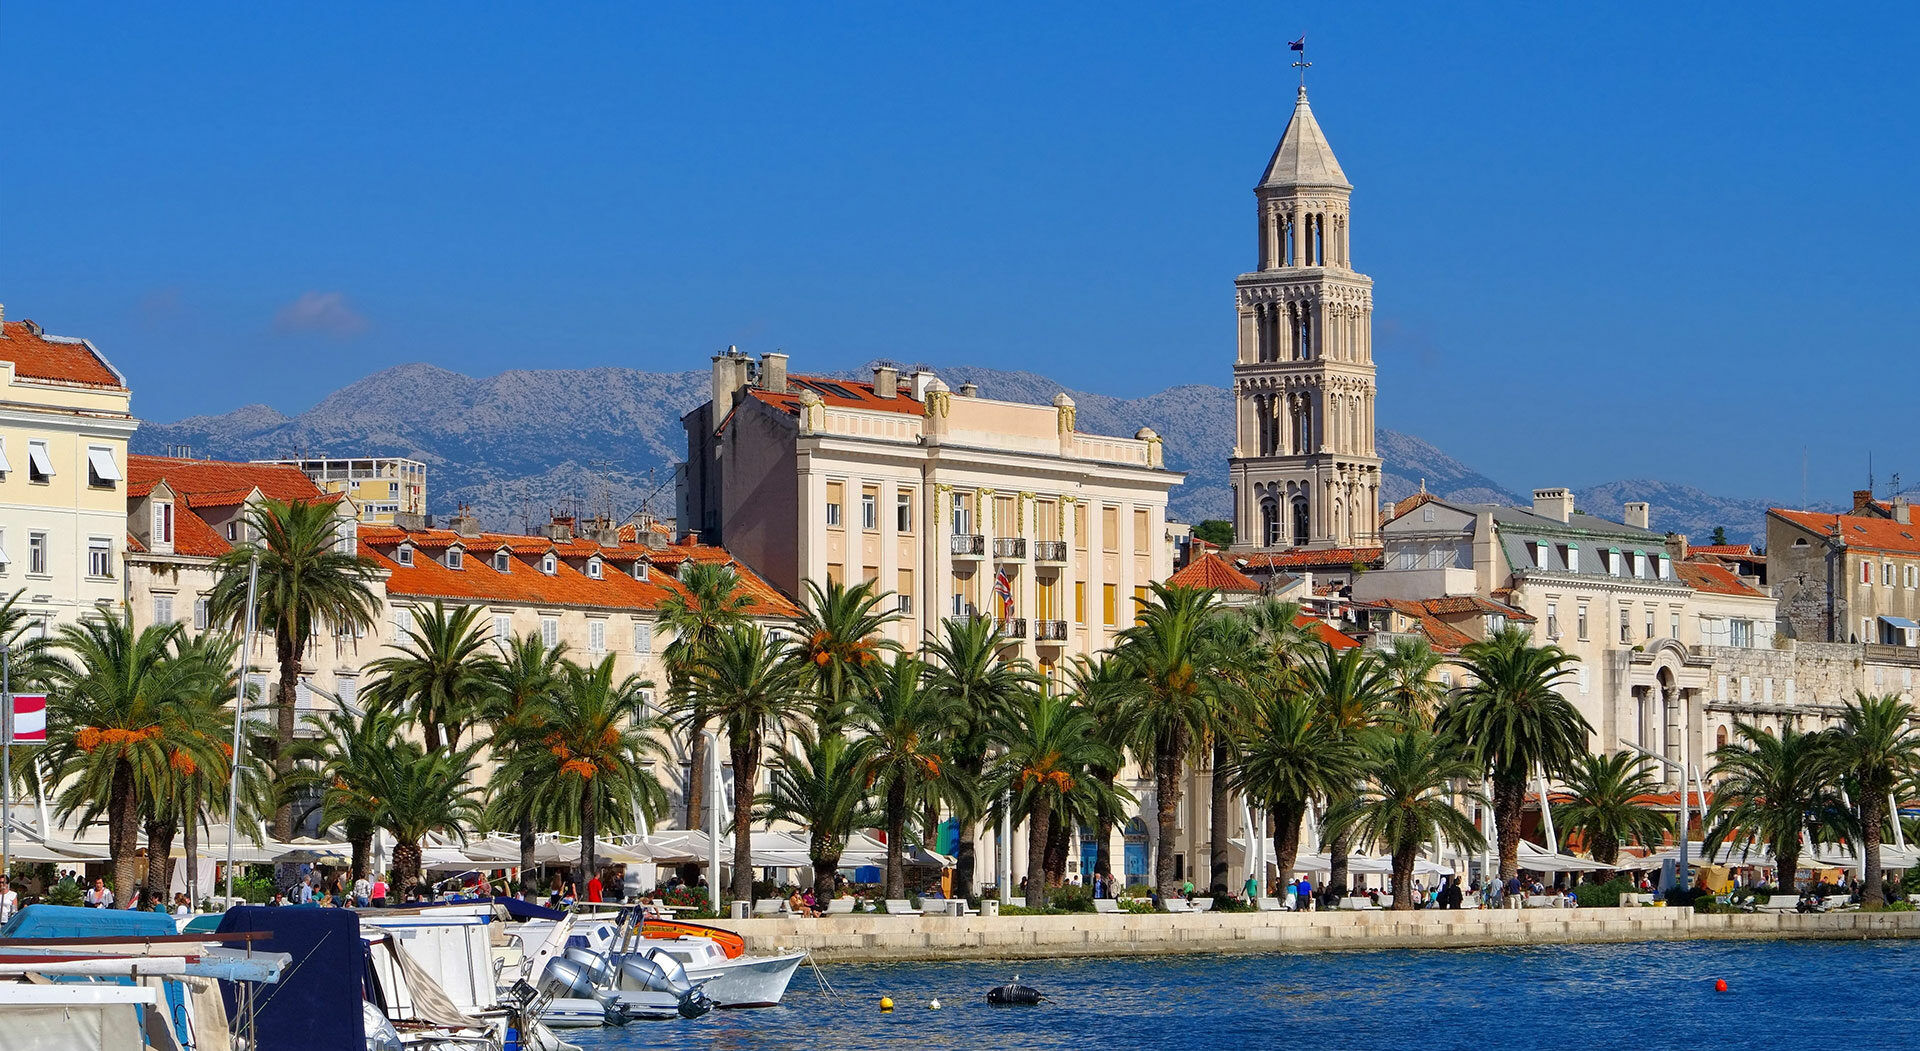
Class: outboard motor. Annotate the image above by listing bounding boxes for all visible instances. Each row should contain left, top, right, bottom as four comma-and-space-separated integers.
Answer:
539, 952, 631, 1025
615, 948, 715, 1018
986, 983, 1045, 1005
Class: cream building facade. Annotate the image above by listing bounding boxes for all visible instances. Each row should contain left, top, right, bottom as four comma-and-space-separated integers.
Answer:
1229, 86, 1381, 552
256, 456, 427, 525
679, 352, 1182, 677
0, 313, 137, 633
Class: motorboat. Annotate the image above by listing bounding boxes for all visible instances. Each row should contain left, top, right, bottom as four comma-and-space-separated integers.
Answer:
631, 936, 807, 1008
505, 912, 713, 1025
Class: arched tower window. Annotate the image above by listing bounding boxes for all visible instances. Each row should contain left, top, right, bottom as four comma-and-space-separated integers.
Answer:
1291, 497, 1310, 547
1261, 498, 1280, 548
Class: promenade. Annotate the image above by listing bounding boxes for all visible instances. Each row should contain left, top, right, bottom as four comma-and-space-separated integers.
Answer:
711, 907, 1920, 962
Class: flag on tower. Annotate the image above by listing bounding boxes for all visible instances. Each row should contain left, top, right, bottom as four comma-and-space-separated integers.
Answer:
993, 569, 1013, 619
1289, 36, 1306, 51
6, 694, 46, 744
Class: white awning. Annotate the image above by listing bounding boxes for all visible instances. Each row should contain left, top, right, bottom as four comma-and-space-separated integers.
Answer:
26, 441, 54, 477
0, 441, 13, 474
86, 447, 120, 482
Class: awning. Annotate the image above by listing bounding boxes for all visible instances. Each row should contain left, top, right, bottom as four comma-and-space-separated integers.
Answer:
26, 441, 54, 477
86, 447, 121, 482
1879, 615, 1918, 631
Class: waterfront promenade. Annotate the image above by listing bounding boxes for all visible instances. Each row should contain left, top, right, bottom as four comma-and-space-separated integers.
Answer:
712, 907, 1920, 962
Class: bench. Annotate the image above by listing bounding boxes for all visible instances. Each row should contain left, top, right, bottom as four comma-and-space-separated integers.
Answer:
921, 899, 965, 917
883, 899, 917, 915
1819, 895, 1854, 912
1255, 896, 1287, 912
1190, 897, 1214, 913
1093, 899, 1122, 914
1755, 894, 1800, 913
1337, 897, 1375, 911
751, 899, 789, 917
1164, 898, 1194, 913
824, 898, 855, 915
1524, 895, 1561, 909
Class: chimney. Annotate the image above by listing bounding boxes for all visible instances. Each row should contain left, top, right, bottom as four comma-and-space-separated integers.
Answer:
541, 515, 575, 542
873, 365, 899, 399
1667, 533, 1690, 561
1853, 489, 1876, 513
1623, 501, 1650, 530
449, 508, 482, 537
393, 512, 429, 532
908, 370, 940, 401
1896, 496, 1912, 525
958, 382, 979, 398
0, 303, 6, 335
759, 352, 788, 394
1531, 487, 1574, 523
711, 347, 749, 412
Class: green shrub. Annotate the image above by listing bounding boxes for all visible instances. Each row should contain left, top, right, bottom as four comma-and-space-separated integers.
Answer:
1047, 885, 1094, 913
230, 876, 275, 904
1207, 893, 1255, 913
662, 886, 710, 911
1573, 877, 1635, 909
1119, 884, 1153, 900
45, 879, 82, 908
1119, 898, 1156, 914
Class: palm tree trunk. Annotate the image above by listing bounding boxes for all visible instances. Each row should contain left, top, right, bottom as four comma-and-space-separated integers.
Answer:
422, 714, 443, 753
518, 816, 537, 889
1862, 794, 1885, 906
183, 804, 199, 907
144, 817, 178, 905
1391, 840, 1417, 911
954, 754, 984, 900
1026, 794, 1053, 909
683, 707, 708, 830
1327, 823, 1352, 896
1094, 769, 1118, 889
1493, 775, 1525, 880
1776, 839, 1800, 894
393, 839, 422, 894
812, 849, 842, 904
579, 793, 598, 890
272, 630, 302, 841
884, 779, 908, 901
1270, 799, 1304, 889
351, 833, 372, 883
730, 742, 756, 904
1154, 731, 1183, 903
109, 761, 139, 909
1043, 812, 1070, 885
1208, 737, 1232, 895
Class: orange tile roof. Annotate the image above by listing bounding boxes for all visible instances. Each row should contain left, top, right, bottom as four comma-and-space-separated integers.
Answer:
1300, 614, 1360, 650
1356, 599, 1477, 652
730, 374, 926, 430
1168, 552, 1261, 593
1772, 507, 1920, 556
1422, 595, 1535, 622
1238, 547, 1384, 571
1676, 561, 1765, 598
0, 320, 126, 388
128, 456, 326, 504
1688, 544, 1756, 557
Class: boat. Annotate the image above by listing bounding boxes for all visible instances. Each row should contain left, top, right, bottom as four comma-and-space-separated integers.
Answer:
633, 936, 807, 1008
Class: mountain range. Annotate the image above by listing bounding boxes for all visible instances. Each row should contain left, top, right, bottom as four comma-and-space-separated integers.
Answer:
132, 362, 1775, 544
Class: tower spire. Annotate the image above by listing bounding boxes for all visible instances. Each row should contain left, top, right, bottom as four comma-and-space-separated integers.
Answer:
1290, 35, 1310, 87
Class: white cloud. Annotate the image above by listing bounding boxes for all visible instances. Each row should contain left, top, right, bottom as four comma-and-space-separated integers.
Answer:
274, 291, 368, 338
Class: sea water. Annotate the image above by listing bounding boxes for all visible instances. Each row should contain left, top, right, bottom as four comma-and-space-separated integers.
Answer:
563, 938, 1918, 1050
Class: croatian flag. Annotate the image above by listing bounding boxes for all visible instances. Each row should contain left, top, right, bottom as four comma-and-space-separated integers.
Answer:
1289, 36, 1306, 51
7, 694, 46, 744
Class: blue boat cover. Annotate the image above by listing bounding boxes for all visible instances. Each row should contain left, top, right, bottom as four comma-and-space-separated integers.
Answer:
482, 895, 566, 921
216, 905, 366, 1050
1, 903, 178, 938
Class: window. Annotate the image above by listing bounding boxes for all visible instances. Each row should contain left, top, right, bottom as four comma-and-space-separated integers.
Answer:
26, 440, 53, 483
28, 532, 47, 575
1102, 583, 1117, 626
395, 546, 414, 566
153, 501, 174, 546
541, 553, 556, 575
826, 562, 844, 586
861, 490, 878, 531
1884, 562, 1895, 588
1532, 541, 1549, 568
1134, 585, 1148, 624
1102, 506, 1120, 552
154, 593, 174, 624
1607, 550, 1622, 576
1655, 554, 1671, 579
388, 481, 400, 496
633, 621, 653, 653
587, 557, 603, 579
588, 620, 606, 654
951, 492, 972, 535
440, 547, 460, 570
1075, 581, 1086, 622
393, 606, 414, 640
1644, 609, 1655, 639
1545, 601, 1559, 637
227, 521, 241, 542
0, 438, 9, 476
0, 529, 9, 571
1730, 619, 1755, 648
540, 617, 559, 648
493, 614, 511, 641
194, 598, 209, 631
826, 481, 844, 528
897, 568, 913, 614
1133, 508, 1150, 556
1619, 607, 1631, 644
1566, 546, 1579, 573
1864, 561, 1874, 584
897, 491, 913, 533
1576, 603, 1588, 641
1670, 612, 1681, 639
494, 550, 511, 572
632, 561, 648, 580
86, 446, 120, 488
87, 537, 111, 578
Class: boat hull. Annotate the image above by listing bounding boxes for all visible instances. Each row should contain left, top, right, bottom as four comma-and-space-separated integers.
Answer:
685, 951, 807, 1008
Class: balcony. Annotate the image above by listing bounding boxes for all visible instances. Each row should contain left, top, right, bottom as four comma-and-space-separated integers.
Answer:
1034, 619, 1068, 642
995, 617, 1027, 639
992, 537, 1027, 560
950, 534, 986, 558
1033, 540, 1067, 564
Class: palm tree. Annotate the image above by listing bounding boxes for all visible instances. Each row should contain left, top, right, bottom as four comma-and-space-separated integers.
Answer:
290, 701, 409, 881
1297, 644, 1393, 892
207, 497, 382, 841
1067, 656, 1133, 889
163, 633, 257, 905
657, 563, 753, 835
760, 728, 880, 904
363, 600, 497, 751
140, 634, 239, 905
45, 614, 222, 903
1822, 692, 1920, 906
1553, 752, 1670, 866
1704, 723, 1837, 892
1435, 628, 1589, 880
495, 656, 669, 880
852, 656, 953, 900
1379, 637, 1447, 727
1110, 583, 1238, 900
922, 615, 1038, 899
477, 634, 571, 878
1230, 689, 1369, 888
984, 690, 1121, 908
793, 579, 898, 733
1323, 727, 1485, 911
365, 740, 484, 893
689, 624, 804, 904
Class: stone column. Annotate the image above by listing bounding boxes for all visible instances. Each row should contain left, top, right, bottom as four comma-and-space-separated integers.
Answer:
1264, 207, 1280, 270
1236, 384, 1256, 457
1237, 306, 1256, 365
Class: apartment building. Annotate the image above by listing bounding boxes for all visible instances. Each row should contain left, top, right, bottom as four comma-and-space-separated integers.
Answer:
257, 456, 426, 525
0, 311, 137, 632
679, 351, 1182, 676
1769, 491, 1920, 645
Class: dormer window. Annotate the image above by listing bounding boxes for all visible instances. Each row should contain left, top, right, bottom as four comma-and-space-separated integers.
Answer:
541, 553, 556, 575
632, 561, 648, 581
152, 500, 174, 547
493, 550, 511, 572
395, 545, 414, 567
446, 548, 463, 570
587, 557, 603, 580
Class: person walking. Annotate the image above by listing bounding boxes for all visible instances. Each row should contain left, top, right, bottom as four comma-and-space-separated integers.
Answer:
1244, 873, 1260, 902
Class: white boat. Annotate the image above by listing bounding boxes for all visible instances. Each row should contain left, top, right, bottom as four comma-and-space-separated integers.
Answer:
637, 937, 808, 1008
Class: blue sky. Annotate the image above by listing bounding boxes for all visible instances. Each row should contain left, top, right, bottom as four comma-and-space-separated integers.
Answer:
4, 3, 1916, 503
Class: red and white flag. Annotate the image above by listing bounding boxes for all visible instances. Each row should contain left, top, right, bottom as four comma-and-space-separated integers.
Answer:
7, 694, 46, 744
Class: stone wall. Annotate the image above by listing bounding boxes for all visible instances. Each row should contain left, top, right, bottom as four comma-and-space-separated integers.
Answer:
1699, 640, 1920, 740
713, 907, 1920, 963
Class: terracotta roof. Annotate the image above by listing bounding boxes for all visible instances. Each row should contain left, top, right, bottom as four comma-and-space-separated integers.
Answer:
170, 506, 232, 558
1676, 561, 1765, 598
125, 533, 145, 554
0, 320, 126, 388
1300, 614, 1360, 650
128, 457, 325, 504
1689, 544, 1756, 557
735, 374, 926, 427
1422, 595, 1535, 622
1772, 508, 1920, 556
1355, 599, 1477, 652
1168, 552, 1261, 593
1238, 547, 1383, 571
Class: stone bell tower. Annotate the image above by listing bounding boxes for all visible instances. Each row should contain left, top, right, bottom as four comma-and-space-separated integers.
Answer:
1229, 84, 1380, 551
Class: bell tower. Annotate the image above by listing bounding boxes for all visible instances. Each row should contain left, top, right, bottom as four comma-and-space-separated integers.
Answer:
1229, 83, 1380, 551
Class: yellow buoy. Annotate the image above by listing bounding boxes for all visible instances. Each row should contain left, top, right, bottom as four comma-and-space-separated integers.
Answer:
880, 996, 894, 1012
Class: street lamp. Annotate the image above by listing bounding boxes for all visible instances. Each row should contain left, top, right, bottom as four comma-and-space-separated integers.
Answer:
1617, 739, 1693, 894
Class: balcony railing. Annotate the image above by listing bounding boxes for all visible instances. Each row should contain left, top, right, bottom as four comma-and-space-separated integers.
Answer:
1034, 619, 1068, 642
995, 617, 1027, 639
950, 534, 986, 557
992, 537, 1027, 560
1033, 540, 1067, 563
